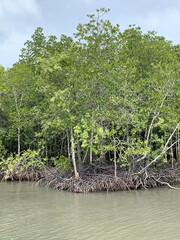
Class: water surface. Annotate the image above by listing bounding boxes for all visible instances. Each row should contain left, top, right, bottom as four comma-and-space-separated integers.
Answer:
0, 182, 180, 240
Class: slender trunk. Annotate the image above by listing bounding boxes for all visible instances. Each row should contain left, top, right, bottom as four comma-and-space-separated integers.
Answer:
176, 129, 180, 164
113, 134, 117, 178
99, 137, 105, 160
139, 123, 180, 174
45, 143, 48, 165
89, 129, 93, 164
114, 147, 117, 178
66, 130, 71, 162
99, 121, 105, 161
146, 115, 159, 145
17, 127, 21, 156
170, 138, 174, 169
70, 128, 79, 179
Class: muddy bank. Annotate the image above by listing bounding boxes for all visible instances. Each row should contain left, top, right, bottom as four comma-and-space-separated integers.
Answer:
37, 166, 180, 192
0, 167, 44, 182
1, 164, 180, 193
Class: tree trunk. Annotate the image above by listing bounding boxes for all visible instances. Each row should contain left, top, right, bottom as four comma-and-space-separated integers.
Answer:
66, 130, 71, 162
70, 128, 80, 179
113, 135, 117, 178
99, 121, 105, 161
114, 148, 117, 178
89, 129, 93, 164
17, 127, 21, 156
176, 129, 180, 164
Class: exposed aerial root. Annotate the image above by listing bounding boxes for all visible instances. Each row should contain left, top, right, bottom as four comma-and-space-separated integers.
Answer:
37, 165, 180, 193
1, 164, 180, 193
0, 167, 44, 182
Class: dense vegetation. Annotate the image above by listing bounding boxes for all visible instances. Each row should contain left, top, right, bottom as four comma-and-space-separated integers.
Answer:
0, 9, 180, 190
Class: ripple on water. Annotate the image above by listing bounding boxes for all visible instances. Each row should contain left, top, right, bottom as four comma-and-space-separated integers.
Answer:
0, 183, 180, 240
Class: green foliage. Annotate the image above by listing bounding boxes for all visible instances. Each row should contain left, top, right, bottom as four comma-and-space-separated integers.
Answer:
0, 150, 45, 179
0, 8, 179, 175
51, 155, 70, 170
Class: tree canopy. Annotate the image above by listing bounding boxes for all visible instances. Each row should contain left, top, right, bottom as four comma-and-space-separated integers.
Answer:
0, 9, 180, 179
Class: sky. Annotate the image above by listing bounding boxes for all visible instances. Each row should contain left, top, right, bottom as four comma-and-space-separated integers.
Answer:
0, 0, 180, 68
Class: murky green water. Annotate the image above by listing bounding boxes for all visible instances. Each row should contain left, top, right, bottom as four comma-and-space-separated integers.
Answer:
0, 182, 180, 240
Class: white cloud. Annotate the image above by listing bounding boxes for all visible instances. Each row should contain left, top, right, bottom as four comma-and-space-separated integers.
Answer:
1, 0, 180, 68
0, 0, 40, 17
140, 7, 180, 43
0, 30, 32, 68
147, 10, 180, 28
112, 0, 180, 44
0, 0, 41, 67
83, 0, 96, 5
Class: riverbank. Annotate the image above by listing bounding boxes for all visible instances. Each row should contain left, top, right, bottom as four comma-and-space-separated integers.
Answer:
1, 164, 180, 192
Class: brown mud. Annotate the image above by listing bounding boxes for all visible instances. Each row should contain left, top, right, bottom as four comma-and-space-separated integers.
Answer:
0, 167, 44, 182
1, 164, 180, 193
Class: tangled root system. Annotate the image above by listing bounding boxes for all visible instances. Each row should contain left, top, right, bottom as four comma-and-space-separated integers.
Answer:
37, 165, 180, 193
1, 164, 180, 192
